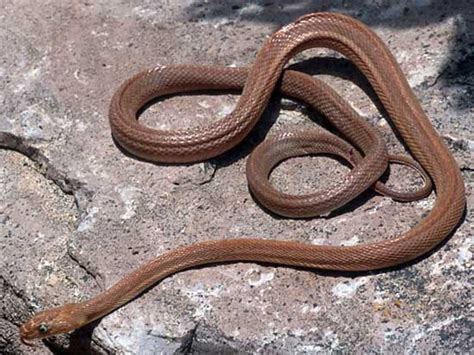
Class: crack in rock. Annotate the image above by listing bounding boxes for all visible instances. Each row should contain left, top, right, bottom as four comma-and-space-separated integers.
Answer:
170, 162, 217, 187
66, 245, 104, 291
0, 276, 29, 323
175, 323, 199, 354
0, 131, 84, 196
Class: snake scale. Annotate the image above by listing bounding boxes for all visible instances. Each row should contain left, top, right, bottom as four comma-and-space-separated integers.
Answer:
20, 12, 465, 343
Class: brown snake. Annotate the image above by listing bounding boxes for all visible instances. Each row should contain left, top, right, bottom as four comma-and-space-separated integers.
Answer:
20, 12, 465, 343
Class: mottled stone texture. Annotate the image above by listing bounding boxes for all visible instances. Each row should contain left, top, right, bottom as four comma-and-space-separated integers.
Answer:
1, 1, 472, 354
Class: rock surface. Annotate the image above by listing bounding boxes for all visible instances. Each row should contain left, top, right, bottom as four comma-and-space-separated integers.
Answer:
1, 1, 472, 354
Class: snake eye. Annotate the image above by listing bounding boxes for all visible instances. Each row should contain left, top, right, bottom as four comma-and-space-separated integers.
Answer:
38, 324, 49, 333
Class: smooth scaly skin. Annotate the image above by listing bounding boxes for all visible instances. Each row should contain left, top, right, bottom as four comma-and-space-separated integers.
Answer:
20, 12, 465, 343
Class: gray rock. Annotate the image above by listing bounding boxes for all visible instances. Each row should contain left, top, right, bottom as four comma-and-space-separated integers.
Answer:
1, 0, 472, 353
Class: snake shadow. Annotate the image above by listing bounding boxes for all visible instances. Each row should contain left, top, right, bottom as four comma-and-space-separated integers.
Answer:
184, 0, 474, 111
43, 319, 101, 354
112, 54, 412, 218
110, 87, 279, 168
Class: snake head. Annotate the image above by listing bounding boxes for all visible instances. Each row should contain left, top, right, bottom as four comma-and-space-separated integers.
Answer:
20, 304, 84, 345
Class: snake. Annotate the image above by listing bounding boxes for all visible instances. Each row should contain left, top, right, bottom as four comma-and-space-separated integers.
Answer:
20, 12, 465, 344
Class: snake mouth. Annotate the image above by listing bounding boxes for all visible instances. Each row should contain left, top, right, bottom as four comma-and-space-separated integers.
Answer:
19, 324, 39, 347
20, 336, 36, 347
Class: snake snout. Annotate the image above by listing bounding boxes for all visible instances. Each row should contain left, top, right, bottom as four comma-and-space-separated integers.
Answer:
19, 322, 37, 346
20, 335, 36, 347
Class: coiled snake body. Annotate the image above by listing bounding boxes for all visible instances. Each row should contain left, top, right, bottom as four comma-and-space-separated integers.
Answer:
20, 13, 465, 343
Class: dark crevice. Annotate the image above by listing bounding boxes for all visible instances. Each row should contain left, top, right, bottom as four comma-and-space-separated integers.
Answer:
66, 246, 104, 291
186, 325, 244, 355
0, 129, 95, 228
442, 134, 473, 153
89, 338, 111, 355
0, 131, 83, 196
197, 163, 217, 186
426, 65, 450, 88
0, 274, 25, 299
0, 275, 29, 324
175, 323, 199, 354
